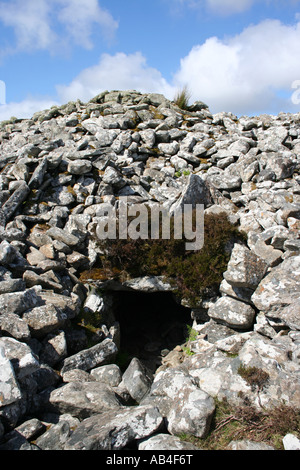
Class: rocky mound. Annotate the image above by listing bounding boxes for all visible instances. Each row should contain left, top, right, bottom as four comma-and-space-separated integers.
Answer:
0, 90, 299, 451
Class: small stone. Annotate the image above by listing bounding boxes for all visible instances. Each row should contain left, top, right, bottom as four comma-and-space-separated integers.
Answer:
67, 159, 92, 175
283, 433, 300, 450
120, 358, 152, 403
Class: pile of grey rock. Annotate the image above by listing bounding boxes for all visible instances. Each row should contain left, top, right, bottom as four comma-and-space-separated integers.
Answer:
0, 90, 299, 450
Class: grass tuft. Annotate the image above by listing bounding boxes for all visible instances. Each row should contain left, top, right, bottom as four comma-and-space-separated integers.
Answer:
174, 86, 191, 110
179, 399, 300, 450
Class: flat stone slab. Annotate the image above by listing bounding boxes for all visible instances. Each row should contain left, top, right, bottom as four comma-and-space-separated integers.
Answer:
64, 405, 164, 450
208, 296, 256, 330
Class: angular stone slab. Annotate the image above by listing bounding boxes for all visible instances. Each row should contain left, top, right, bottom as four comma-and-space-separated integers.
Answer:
64, 405, 163, 450
23, 304, 68, 338
0, 287, 42, 317
170, 174, 212, 212
0, 313, 31, 340
0, 347, 22, 408
252, 255, 300, 318
138, 433, 200, 450
224, 243, 268, 290
28, 157, 48, 188
0, 337, 40, 380
0, 181, 30, 222
208, 296, 256, 330
61, 338, 118, 374
49, 381, 122, 419
120, 357, 152, 403
46, 226, 81, 247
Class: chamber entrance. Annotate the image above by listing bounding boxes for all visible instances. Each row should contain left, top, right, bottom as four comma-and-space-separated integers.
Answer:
113, 290, 192, 372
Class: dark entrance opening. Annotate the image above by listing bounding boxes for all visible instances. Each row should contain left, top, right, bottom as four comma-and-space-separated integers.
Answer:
113, 290, 192, 372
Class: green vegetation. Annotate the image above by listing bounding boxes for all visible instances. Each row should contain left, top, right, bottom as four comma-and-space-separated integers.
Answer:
179, 399, 300, 450
185, 324, 198, 342
182, 324, 198, 355
175, 170, 191, 178
81, 212, 246, 306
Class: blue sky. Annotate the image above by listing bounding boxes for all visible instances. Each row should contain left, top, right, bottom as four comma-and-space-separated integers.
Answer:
1, 0, 300, 120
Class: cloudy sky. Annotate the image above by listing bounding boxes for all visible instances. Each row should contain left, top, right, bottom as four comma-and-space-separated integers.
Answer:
1, 0, 300, 120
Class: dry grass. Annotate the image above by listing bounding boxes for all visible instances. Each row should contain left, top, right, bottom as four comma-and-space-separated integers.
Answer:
174, 86, 191, 110
180, 400, 300, 450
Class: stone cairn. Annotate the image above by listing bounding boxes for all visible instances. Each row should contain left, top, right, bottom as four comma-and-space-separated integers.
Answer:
0, 90, 299, 450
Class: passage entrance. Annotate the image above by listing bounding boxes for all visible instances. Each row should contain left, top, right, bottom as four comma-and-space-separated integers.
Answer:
113, 290, 192, 372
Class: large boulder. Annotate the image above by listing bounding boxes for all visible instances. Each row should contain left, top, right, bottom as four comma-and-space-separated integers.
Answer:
251, 255, 300, 323
49, 381, 122, 419
64, 405, 164, 450
146, 368, 215, 438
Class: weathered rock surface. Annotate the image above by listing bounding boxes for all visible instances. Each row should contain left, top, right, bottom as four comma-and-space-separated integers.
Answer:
64, 405, 164, 450
208, 296, 256, 330
49, 381, 122, 419
251, 255, 300, 319
0, 90, 299, 450
138, 433, 200, 450
61, 339, 118, 374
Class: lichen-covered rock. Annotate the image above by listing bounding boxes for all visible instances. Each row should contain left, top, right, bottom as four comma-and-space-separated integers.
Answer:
171, 173, 212, 212
223, 243, 268, 290
64, 405, 164, 450
49, 381, 122, 419
146, 367, 215, 437
167, 387, 215, 438
0, 337, 39, 380
61, 339, 118, 374
23, 304, 68, 338
208, 296, 256, 330
138, 433, 200, 450
227, 440, 275, 450
0, 90, 299, 450
252, 255, 300, 318
90, 364, 122, 387
120, 357, 152, 403
0, 347, 22, 408
0, 287, 42, 317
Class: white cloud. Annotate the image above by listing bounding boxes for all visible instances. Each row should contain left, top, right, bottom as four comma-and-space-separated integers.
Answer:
174, 18, 300, 114
57, 52, 176, 103
0, 0, 118, 55
56, 0, 118, 49
172, 0, 300, 16
0, 0, 56, 53
0, 97, 60, 122
2, 13, 300, 119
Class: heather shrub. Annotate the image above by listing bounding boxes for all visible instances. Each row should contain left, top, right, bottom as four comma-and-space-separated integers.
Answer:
81, 212, 245, 305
